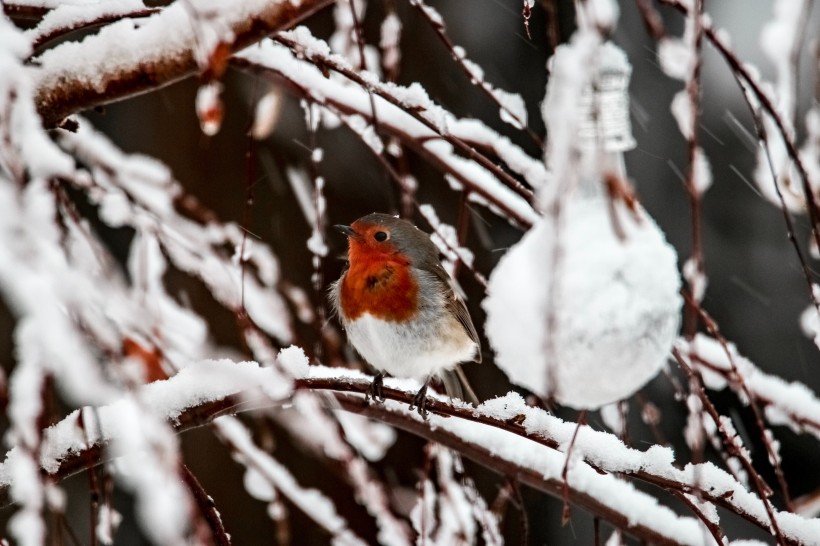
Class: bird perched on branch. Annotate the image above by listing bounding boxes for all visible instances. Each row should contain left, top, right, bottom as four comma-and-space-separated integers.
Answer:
330, 213, 480, 417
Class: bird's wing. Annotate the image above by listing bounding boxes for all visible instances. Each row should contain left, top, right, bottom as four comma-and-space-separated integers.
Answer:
432, 265, 482, 363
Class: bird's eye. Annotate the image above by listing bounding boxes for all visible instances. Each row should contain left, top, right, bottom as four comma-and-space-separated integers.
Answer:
374, 231, 388, 242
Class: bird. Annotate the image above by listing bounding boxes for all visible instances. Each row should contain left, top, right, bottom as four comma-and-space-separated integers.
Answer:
329, 213, 481, 417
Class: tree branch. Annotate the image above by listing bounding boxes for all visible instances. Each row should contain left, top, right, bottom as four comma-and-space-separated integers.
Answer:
658, 0, 820, 258
233, 44, 539, 228
32, 0, 333, 127
1, 369, 816, 545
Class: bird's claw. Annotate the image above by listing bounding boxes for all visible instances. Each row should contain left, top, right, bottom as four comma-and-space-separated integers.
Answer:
409, 382, 430, 420
365, 373, 385, 404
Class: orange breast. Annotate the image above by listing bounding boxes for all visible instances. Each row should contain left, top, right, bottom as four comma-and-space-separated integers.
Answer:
340, 257, 419, 322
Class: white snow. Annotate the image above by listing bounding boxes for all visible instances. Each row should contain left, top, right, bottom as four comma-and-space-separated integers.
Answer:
286, 166, 318, 226
215, 417, 366, 545
58, 123, 294, 345
343, 113, 384, 154
379, 12, 401, 74
800, 287, 820, 350
277, 346, 310, 378
333, 412, 397, 462
96, 504, 122, 545
238, 37, 539, 226
106, 399, 190, 546
581, 0, 620, 31
658, 37, 692, 81
196, 81, 224, 136
671, 89, 693, 139
682, 256, 707, 302
760, 0, 804, 121
0, 359, 293, 486
678, 334, 820, 441
243, 466, 277, 501
419, 203, 476, 277
252, 89, 283, 139
450, 118, 549, 189
24, 0, 146, 49
428, 394, 707, 544
2, 2, 818, 544
31, 0, 284, 100
514, 28, 681, 409
0, 359, 817, 544
0, 17, 74, 181
539, 34, 601, 206
692, 147, 713, 195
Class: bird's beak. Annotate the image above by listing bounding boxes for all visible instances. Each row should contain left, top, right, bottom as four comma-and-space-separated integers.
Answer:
334, 224, 358, 238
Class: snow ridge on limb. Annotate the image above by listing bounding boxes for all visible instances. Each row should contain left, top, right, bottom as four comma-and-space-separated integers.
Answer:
236, 37, 541, 227
6, 364, 820, 545
679, 334, 820, 441
32, 0, 334, 127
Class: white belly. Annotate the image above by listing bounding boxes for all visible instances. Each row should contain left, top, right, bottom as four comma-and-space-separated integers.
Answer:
345, 312, 477, 379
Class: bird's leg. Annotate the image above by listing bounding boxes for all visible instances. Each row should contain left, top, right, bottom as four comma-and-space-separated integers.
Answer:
409, 377, 432, 419
366, 372, 385, 404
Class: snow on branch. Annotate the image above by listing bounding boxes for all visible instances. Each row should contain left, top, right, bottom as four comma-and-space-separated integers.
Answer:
0, 359, 293, 506
408, 0, 538, 142
3, 361, 819, 545
32, 0, 334, 127
214, 417, 368, 546
679, 334, 820, 441
57, 122, 294, 345
235, 36, 541, 227
269, 27, 548, 194
24, 1, 160, 51
2, 1, 819, 543
657, 0, 820, 257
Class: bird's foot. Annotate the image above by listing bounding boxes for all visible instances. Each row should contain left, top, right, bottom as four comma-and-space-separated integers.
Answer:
365, 373, 385, 404
409, 379, 431, 420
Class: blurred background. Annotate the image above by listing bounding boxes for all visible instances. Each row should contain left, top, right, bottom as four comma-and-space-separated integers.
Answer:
2, 0, 819, 543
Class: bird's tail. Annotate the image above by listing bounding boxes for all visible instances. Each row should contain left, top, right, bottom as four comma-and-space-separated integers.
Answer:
441, 366, 480, 406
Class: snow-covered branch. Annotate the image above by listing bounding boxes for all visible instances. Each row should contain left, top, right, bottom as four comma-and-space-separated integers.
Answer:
679, 334, 820, 441
32, 0, 333, 127
657, 0, 820, 254
235, 36, 541, 227
2, 361, 819, 545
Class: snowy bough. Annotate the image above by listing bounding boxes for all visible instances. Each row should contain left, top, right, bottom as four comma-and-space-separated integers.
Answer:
0, 0, 819, 544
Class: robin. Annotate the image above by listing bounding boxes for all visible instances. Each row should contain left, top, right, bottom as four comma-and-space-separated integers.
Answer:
330, 213, 481, 417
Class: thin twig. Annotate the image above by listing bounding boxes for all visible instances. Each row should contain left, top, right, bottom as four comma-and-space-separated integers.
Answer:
681, 292, 794, 510
561, 410, 587, 525
511, 479, 529, 545
682, 0, 706, 336
659, 0, 820, 258
180, 463, 232, 546
672, 348, 787, 545
237, 55, 536, 227
668, 489, 725, 546
409, 0, 543, 148
736, 73, 820, 325
269, 34, 537, 205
